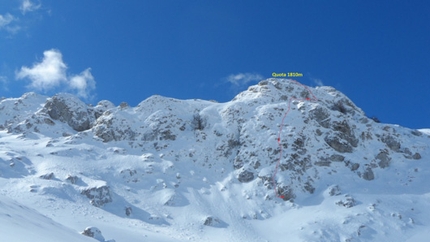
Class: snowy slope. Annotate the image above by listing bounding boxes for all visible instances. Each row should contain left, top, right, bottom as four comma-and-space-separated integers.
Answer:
0, 194, 94, 242
0, 78, 429, 242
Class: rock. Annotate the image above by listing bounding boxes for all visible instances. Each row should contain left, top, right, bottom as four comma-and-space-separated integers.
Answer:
203, 216, 225, 227
81, 226, 115, 242
344, 160, 360, 171
325, 134, 353, 153
309, 106, 331, 128
233, 156, 244, 169
375, 150, 391, 168
329, 154, 345, 162
82, 227, 102, 240
125, 206, 132, 216
191, 113, 206, 131
39, 172, 54, 180
65, 175, 79, 184
120, 169, 139, 183
94, 100, 115, 119
331, 120, 359, 147
336, 195, 356, 208
362, 168, 375, 181
119, 102, 128, 109
328, 185, 341, 196
277, 186, 295, 201
411, 130, 422, 136
93, 115, 136, 142
315, 160, 331, 167
381, 135, 400, 152
81, 185, 112, 207
238, 170, 254, 183
412, 152, 421, 160
350, 163, 360, 171
304, 181, 315, 194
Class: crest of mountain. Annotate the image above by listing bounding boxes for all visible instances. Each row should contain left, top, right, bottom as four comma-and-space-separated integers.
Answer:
0, 79, 429, 241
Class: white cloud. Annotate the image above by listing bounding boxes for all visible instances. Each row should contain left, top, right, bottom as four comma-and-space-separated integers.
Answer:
16, 49, 96, 99
0, 13, 15, 29
20, 0, 41, 15
16, 49, 67, 91
69, 68, 96, 99
226, 72, 263, 86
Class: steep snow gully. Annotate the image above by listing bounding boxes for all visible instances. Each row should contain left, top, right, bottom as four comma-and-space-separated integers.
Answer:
0, 78, 429, 241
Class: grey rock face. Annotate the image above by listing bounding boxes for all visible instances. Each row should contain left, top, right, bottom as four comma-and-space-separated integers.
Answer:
44, 93, 95, 131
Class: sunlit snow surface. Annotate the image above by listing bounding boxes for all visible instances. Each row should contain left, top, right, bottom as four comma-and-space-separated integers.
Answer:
1, 79, 430, 241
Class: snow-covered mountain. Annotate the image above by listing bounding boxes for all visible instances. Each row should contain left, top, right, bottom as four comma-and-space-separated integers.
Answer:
1, 78, 429, 242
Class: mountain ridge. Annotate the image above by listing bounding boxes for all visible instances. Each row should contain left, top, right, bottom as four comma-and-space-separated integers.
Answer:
1, 78, 429, 241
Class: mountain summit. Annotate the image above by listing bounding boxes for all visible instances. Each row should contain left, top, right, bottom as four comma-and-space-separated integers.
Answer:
1, 79, 429, 241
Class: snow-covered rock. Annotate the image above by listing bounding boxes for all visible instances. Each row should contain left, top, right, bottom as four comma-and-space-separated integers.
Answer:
81, 227, 115, 242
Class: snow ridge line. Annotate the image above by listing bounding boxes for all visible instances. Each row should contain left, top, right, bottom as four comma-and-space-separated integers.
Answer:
272, 80, 318, 199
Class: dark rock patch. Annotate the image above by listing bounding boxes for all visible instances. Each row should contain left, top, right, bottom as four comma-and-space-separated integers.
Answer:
81, 185, 112, 207
375, 150, 391, 168
238, 170, 254, 183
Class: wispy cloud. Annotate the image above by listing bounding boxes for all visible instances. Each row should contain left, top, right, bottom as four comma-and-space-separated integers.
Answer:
16, 49, 96, 99
69, 68, 96, 99
20, 0, 41, 15
0, 1, 43, 36
0, 13, 15, 30
0, 76, 8, 91
226, 72, 263, 86
312, 78, 324, 86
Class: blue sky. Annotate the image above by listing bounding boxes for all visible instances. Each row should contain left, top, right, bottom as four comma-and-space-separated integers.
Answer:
1, 1, 429, 129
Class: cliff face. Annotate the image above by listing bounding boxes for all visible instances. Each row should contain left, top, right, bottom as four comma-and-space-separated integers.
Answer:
1, 79, 429, 241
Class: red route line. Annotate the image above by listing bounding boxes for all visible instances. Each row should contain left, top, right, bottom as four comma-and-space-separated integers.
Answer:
272, 80, 318, 199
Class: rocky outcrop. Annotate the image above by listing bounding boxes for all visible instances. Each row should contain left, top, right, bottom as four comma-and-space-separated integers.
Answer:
81, 185, 112, 207
43, 93, 95, 132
